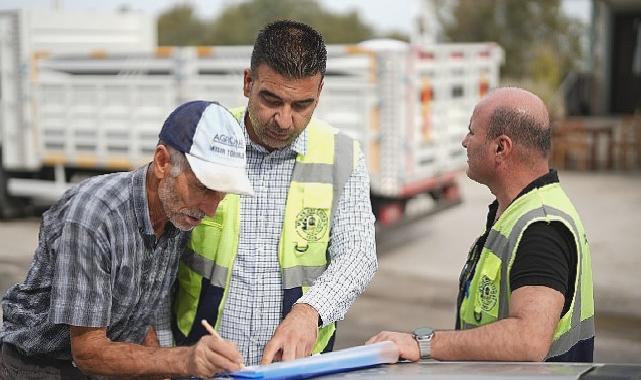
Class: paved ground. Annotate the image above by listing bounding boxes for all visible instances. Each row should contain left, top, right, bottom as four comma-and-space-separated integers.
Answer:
1, 170, 640, 363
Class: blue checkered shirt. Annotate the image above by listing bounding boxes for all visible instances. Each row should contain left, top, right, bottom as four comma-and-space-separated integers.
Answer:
0, 165, 187, 360
215, 117, 377, 365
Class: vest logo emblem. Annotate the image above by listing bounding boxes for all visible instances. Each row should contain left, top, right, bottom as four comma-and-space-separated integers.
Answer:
295, 208, 328, 241
478, 275, 498, 312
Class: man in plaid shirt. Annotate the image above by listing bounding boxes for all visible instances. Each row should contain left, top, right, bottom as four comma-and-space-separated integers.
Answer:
0, 101, 250, 379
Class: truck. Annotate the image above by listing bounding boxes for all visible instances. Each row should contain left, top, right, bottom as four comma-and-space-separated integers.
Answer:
0, 9, 503, 225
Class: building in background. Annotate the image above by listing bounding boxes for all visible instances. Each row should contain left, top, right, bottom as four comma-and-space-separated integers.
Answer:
569, 0, 641, 115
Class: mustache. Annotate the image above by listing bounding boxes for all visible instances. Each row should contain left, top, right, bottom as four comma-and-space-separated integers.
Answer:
182, 209, 206, 220
264, 121, 284, 133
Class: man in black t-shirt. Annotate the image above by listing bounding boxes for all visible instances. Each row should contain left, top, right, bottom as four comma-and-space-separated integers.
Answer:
368, 87, 594, 362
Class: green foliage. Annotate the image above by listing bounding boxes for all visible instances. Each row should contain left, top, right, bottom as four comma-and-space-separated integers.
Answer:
157, 5, 207, 46
205, 0, 374, 44
156, 0, 375, 47
435, 0, 585, 88
530, 43, 561, 87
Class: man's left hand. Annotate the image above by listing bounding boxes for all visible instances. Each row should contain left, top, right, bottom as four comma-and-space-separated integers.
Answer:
261, 303, 319, 364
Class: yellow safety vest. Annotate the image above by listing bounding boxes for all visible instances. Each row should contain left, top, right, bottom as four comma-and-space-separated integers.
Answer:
459, 182, 595, 360
173, 107, 359, 354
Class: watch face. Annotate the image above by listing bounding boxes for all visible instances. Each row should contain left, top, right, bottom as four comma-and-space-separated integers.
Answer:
413, 327, 434, 338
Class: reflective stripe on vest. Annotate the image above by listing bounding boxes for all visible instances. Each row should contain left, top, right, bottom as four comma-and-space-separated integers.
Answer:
174, 107, 358, 354
459, 183, 594, 359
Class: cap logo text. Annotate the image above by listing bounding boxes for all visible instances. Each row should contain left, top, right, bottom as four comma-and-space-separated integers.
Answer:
212, 134, 244, 148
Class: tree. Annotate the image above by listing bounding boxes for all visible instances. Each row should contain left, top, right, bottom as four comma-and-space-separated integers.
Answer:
202, 0, 374, 45
434, 0, 585, 88
157, 5, 206, 46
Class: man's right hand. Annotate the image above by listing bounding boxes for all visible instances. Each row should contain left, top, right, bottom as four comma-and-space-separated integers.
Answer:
366, 331, 420, 362
70, 326, 244, 378
187, 335, 244, 377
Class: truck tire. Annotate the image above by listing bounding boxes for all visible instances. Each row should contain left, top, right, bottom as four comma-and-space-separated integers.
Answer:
429, 180, 462, 205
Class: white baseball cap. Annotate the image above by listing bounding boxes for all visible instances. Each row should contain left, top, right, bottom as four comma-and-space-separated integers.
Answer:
159, 101, 254, 196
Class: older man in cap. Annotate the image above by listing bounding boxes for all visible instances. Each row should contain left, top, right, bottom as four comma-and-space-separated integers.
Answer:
0, 101, 252, 379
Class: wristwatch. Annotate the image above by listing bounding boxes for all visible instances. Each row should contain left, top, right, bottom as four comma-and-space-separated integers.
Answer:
412, 327, 435, 359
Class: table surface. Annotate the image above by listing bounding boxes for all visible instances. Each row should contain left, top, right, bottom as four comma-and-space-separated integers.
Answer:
208, 361, 641, 380
313, 362, 594, 380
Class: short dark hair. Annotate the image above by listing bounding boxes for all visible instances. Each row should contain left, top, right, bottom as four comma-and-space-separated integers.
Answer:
250, 20, 327, 79
487, 106, 551, 156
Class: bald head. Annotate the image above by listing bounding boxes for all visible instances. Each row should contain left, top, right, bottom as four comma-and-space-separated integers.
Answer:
481, 87, 551, 158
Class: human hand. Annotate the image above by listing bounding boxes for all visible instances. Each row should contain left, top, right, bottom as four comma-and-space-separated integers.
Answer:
366, 331, 420, 362
261, 303, 319, 364
187, 335, 244, 378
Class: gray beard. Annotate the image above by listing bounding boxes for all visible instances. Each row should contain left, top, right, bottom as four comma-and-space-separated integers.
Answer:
158, 175, 203, 231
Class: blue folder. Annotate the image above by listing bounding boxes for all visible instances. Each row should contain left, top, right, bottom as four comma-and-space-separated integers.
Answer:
229, 341, 399, 380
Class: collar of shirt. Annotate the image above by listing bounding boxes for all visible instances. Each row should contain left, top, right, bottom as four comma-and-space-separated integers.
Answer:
485, 169, 560, 230
241, 109, 307, 156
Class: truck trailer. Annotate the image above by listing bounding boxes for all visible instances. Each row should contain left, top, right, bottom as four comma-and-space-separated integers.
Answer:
0, 9, 503, 224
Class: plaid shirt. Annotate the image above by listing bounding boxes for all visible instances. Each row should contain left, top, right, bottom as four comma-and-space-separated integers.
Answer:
0, 165, 187, 360
216, 117, 377, 365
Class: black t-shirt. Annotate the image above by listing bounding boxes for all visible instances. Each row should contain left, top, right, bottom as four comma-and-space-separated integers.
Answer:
510, 221, 577, 315
456, 170, 577, 327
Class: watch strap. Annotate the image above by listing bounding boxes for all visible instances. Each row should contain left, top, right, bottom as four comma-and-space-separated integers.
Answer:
416, 335, 432, 359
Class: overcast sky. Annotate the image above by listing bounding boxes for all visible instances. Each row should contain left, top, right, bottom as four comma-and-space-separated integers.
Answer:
0, 0, 591, 35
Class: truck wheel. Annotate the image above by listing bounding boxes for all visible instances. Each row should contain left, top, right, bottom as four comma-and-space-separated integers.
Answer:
441, 181, 462, 203
429, 181, 462, 204
371, 197, 406, 226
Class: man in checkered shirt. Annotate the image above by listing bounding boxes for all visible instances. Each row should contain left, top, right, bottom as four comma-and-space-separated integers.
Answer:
166, 20, 378, 366
0, 102, 250, 379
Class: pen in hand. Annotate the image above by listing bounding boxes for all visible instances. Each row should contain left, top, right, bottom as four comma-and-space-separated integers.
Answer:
200, 319, 222, 340
201, 319, 245, 369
